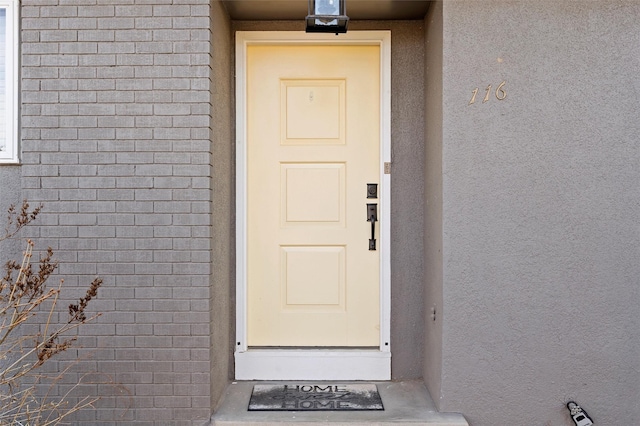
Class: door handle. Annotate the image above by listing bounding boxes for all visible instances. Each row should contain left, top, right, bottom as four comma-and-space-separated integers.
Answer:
367, 203, 377, 250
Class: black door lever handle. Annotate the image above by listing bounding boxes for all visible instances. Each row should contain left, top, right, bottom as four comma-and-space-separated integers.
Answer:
367, 203, 377, 250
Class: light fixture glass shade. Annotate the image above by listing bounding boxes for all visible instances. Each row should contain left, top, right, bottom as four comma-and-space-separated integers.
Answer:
314, 0, 340, 15
306, 0, 349, 34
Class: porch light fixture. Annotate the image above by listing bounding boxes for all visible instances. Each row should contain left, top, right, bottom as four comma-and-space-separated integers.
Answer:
306, 0, 349, 34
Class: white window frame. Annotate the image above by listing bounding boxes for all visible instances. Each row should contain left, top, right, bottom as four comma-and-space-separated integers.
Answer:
0, 0, 18, 164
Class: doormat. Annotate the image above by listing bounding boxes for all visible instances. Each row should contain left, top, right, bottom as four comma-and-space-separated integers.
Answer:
248, 384, 384, 411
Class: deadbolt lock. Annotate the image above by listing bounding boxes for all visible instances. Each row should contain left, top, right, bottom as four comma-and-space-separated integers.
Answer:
367, 183, 378, 199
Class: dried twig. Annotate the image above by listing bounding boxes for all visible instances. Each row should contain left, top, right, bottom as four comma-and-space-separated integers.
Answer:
2, 200, 42, 242
0, 201, 107, 424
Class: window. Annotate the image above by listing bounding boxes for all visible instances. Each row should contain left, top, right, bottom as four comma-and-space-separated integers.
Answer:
0, 0, 17, 164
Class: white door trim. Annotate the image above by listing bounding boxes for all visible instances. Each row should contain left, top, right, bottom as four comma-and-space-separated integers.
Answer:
235, 31, 391, 380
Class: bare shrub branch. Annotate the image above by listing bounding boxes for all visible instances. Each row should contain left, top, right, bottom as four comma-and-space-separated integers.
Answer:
2, 200, 42, 242
0, 201, 109, 424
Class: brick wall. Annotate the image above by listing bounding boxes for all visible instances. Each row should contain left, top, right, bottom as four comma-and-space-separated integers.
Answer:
21, 1, 213, 424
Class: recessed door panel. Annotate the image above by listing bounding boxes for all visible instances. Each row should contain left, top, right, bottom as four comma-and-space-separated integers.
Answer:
282, 246, 345, 308
281, 163, 345, 226
281, 79, 346, 144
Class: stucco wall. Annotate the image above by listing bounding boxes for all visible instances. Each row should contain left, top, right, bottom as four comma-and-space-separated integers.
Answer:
423, 0, 443, 405
0, 166, 22, 258
439, 1, 640, 424
210, 0, 233, 411
232, 20, 426, 380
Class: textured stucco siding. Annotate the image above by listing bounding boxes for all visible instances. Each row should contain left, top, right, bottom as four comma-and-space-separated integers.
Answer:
423, 0, 443, 405
210, 0, 233, 412
20, 1, 215, 423
0, 166, 22, 259
439, 1, 640, 425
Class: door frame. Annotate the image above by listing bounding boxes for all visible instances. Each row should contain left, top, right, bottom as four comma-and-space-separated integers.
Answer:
235, 31, 391, 380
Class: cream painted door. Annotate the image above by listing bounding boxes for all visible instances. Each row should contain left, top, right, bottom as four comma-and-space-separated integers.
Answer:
247, 45, 381, 347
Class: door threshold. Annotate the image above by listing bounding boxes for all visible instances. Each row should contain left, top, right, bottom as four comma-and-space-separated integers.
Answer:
235, 349, 391, 381
210, 380, 469, 425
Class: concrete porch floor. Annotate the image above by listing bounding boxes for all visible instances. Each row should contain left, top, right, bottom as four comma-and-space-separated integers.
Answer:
210, 381, 469, 425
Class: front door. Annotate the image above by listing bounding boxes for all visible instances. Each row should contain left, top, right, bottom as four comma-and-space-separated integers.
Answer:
236, 31, 391, 380
247, 44, 380, 347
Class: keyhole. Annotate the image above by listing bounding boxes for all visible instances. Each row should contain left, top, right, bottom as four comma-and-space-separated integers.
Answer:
309, 91, 314, 102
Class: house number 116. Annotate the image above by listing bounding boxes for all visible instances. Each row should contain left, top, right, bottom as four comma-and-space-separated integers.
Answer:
469, 81, 507, 105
